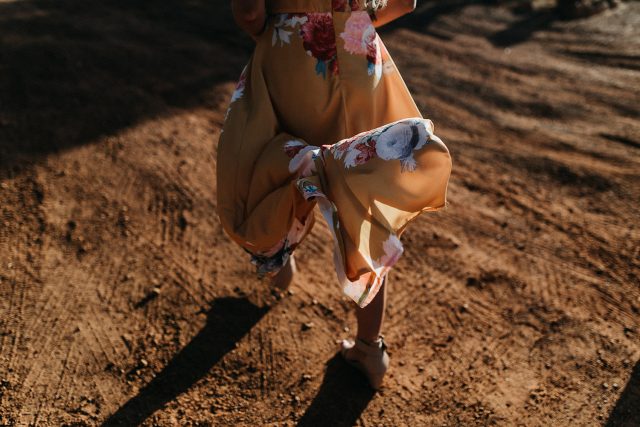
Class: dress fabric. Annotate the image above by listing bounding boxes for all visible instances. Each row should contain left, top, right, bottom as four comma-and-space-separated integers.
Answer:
217, 0, 452, 307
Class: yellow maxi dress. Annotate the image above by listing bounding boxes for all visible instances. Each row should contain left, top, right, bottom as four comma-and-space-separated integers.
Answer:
217, 0, 452, 307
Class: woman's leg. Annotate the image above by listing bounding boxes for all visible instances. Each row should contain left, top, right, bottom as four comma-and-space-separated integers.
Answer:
355, 278, 387, 342
270, 254, 297, 290
341, 278, 389, 389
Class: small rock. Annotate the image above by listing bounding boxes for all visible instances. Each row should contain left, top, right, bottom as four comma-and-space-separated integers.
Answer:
302, 322, 314, 331
343, 326, 350, 333
466, 276, 482, 288
602, 382, 609, 389
302, 374, 312, 381
140, 359, 148, 367
612, 382, 619, 389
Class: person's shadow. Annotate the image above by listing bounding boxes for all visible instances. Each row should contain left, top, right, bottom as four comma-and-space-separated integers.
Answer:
297, 354, 376, 427
606, 360, 640, 427
102, 297, 269, 426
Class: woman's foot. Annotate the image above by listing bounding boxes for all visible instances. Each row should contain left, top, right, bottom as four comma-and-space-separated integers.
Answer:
340, 336, 389, 390
270, 255, 296, 291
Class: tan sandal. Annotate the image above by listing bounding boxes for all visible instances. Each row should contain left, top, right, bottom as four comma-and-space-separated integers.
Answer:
340, 336, 389, 390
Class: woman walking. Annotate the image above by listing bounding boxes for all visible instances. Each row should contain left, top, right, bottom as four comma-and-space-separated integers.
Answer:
217, 0, 452, 389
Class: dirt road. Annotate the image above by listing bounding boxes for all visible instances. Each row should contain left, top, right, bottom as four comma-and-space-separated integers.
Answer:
1, 0, 639, 425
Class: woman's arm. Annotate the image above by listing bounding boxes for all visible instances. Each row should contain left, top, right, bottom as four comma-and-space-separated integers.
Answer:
231, 0, 267, 39
370, 0, 416, 28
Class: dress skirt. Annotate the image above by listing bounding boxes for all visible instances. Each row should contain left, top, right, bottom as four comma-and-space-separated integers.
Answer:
216, 0, 452, 307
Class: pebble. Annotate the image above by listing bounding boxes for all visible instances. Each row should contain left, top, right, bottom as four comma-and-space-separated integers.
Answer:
301, 322, 314, 331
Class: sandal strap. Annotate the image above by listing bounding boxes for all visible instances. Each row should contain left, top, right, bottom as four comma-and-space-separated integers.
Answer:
355, 336, 387, 355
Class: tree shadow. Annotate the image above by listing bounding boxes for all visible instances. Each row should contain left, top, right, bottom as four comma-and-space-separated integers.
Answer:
0, 0, 252, 177
377, 0, 563, 49
378, 0, 490, 36
297, 354, 376, 427
102, 297, 269, 426
605, 360, 640, 427
488, 8, 559, 47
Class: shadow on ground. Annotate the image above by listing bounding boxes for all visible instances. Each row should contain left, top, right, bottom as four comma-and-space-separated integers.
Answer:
297, 354, 376, 427
606, 360, 640, 427
379, 0, 563, 48
0, 0, 252, 176
102, 297, 269, 426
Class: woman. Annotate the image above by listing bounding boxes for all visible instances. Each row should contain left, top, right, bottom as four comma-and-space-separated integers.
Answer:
217, 0, 452, 389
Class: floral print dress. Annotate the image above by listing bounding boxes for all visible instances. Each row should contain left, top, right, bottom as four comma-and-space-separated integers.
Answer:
217, 0, 452, 307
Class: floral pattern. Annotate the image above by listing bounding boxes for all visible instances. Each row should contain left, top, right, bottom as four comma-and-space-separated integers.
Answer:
271, 13, 338, 78
250, 217, 311, 278
271, 7, 382, 78
340, 11, 381, 77
285, 140, 320, 177
272, 14, 308, 46
332, 0, 348, 11
218, 2, 452, 308
230, 65, 247, 104
224, 63, 248, 122
331, 118, 442, 171
300, 13, 338, 78
332, 0, 362, 11
284, 139, 306, 158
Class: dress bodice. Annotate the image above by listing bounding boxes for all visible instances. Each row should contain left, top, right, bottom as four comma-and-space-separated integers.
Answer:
267, 0, 367, 13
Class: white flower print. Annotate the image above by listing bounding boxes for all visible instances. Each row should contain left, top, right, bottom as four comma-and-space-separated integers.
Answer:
288, 145, 319, 177
272, 14, 308, 46
375, 119, 430, 172
230, 68, 247, 104
224, 64, 248, 121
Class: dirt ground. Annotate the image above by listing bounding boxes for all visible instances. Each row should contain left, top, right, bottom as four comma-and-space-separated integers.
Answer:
1, 0, 639, 425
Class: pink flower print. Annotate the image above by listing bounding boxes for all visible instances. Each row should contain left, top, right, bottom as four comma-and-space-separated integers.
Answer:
340, 12, 374, 56
340, 11, 380, 76
375, 235, 404, 269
